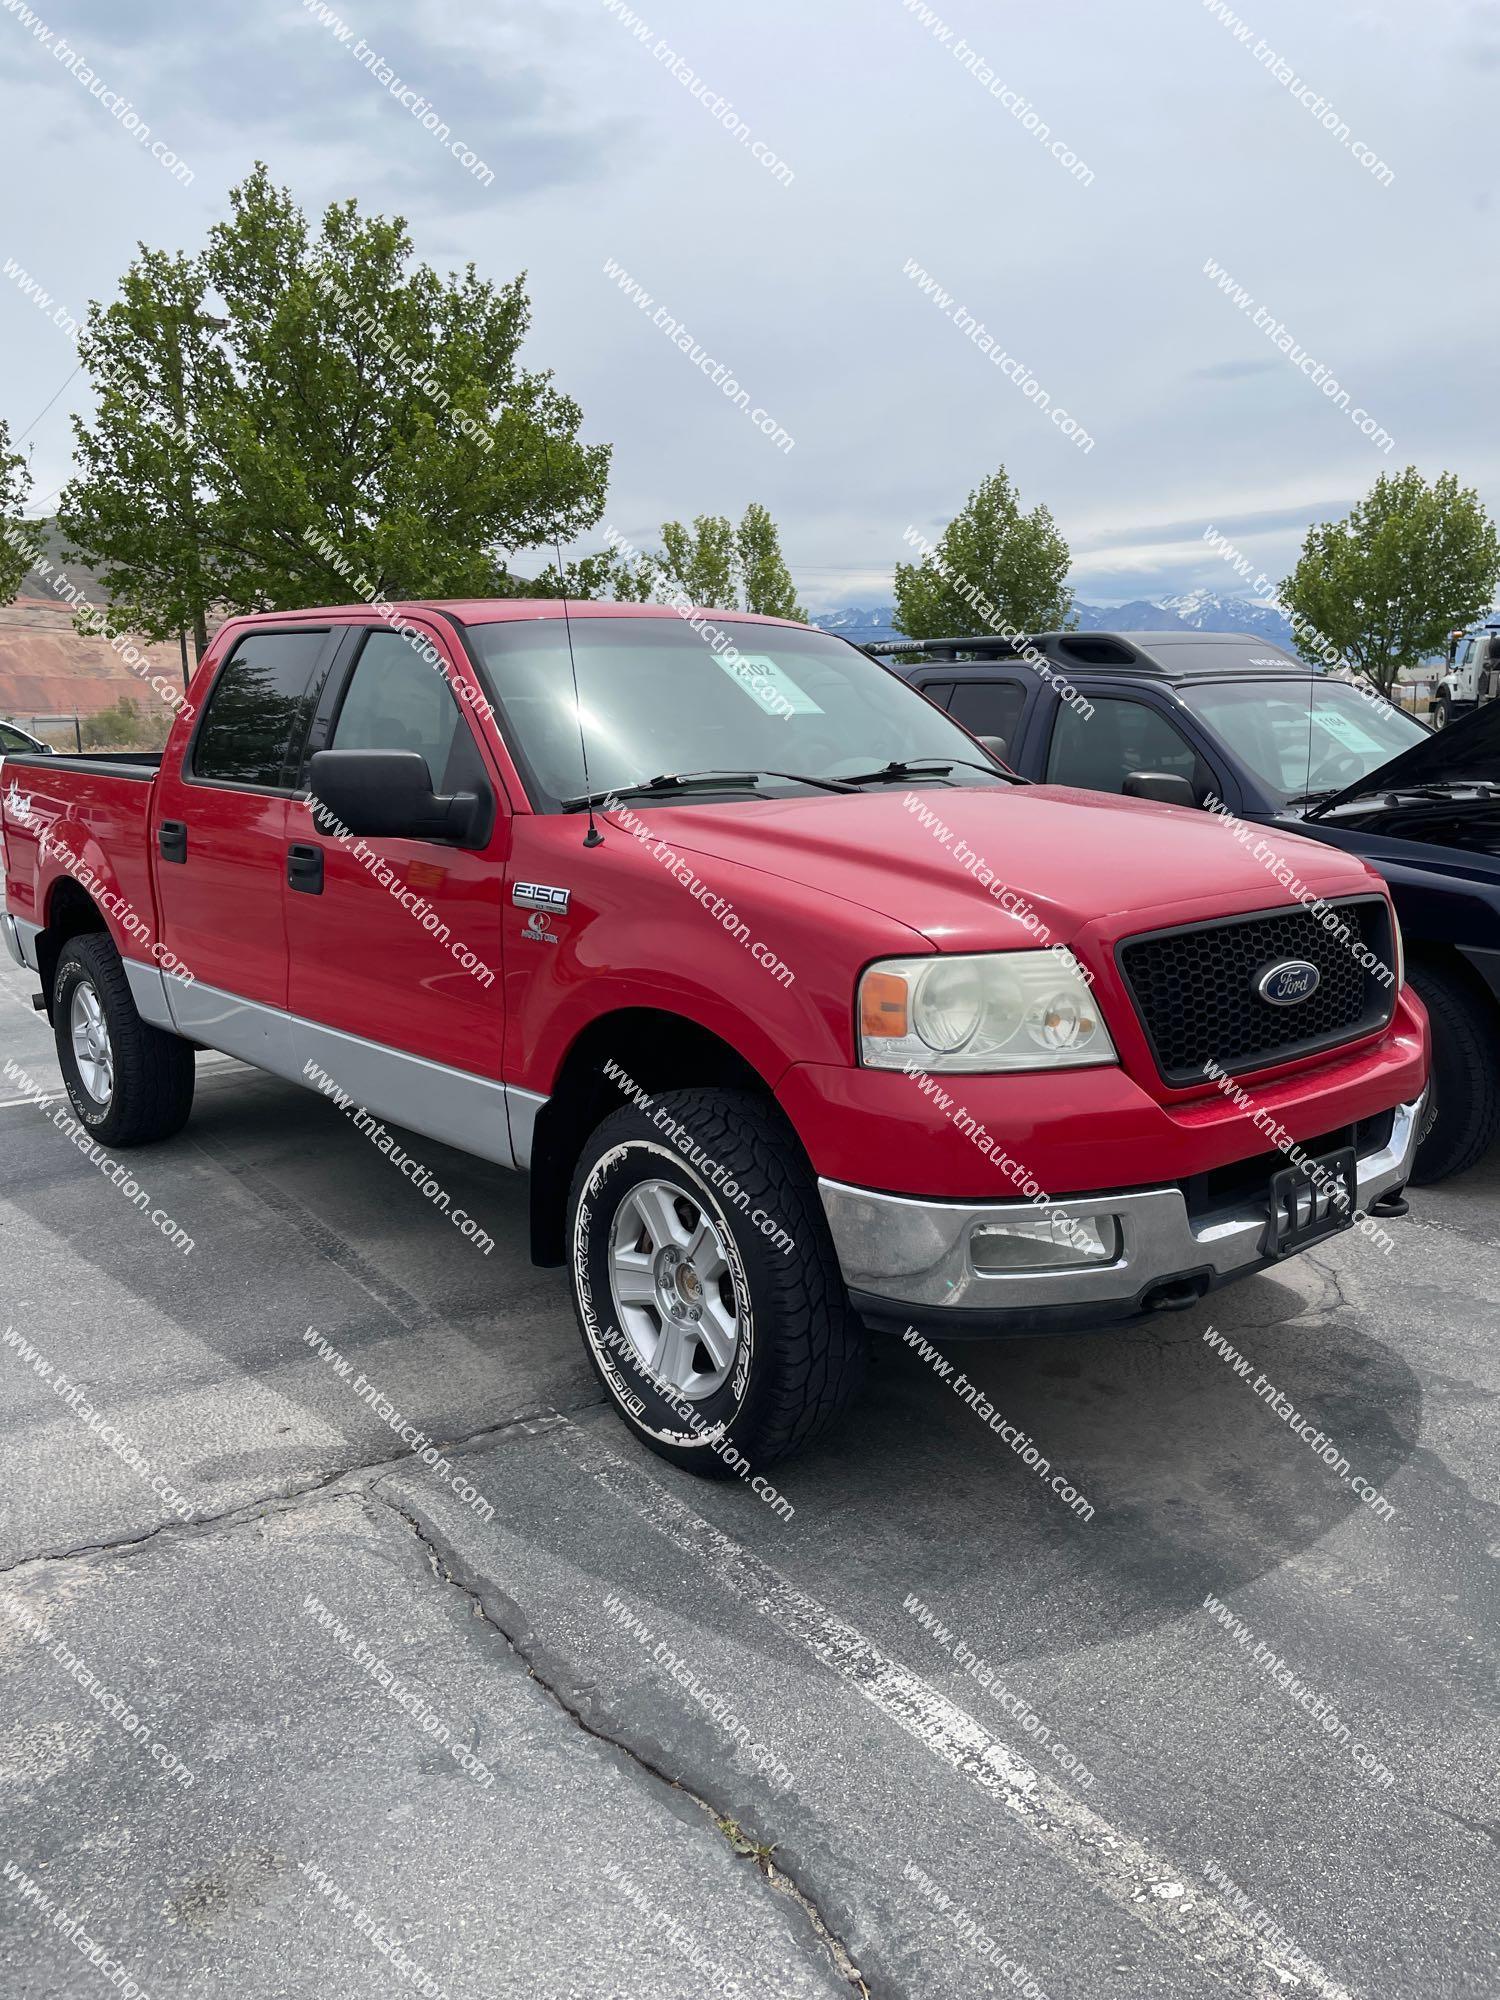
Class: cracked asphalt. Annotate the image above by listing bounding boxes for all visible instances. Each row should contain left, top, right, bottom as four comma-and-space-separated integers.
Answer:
1, 953, 1496, 2000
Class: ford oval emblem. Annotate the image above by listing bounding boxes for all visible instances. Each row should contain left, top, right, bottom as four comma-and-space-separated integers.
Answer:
1258, 959, 1321, 1006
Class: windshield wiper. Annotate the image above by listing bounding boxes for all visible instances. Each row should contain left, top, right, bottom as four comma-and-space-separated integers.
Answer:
836, 755, 1022, 788
559, 768, 859, 812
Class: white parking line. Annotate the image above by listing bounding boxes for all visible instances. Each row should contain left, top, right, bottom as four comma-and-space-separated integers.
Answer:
549, 1417, 1358, 2000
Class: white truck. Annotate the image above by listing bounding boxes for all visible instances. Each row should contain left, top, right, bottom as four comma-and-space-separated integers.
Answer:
1433, 620, 1500, 729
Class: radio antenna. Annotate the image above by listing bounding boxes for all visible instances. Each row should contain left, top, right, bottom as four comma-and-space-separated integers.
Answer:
541, 428, 602, 848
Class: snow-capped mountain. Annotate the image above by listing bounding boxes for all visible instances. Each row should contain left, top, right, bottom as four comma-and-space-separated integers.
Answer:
812, 593, 1296, 651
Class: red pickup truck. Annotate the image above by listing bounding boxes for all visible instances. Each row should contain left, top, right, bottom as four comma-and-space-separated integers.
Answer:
1, 601, 1428, 1473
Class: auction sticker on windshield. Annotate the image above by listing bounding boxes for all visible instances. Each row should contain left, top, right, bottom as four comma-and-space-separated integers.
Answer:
719, 652, 824, 716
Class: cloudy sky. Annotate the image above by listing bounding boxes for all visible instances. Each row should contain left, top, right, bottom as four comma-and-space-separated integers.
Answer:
2, 0, 1496, 611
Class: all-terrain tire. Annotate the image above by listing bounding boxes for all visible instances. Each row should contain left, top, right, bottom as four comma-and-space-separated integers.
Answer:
1409, 961, 1500, 1183
52, 932, 195, 1146
567, 1087, 866, 1473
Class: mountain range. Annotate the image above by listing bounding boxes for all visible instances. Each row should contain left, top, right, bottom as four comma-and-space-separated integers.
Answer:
812, 591, 1297, 651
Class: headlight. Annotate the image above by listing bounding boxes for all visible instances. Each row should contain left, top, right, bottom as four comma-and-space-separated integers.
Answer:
858, 950, 1116, 1072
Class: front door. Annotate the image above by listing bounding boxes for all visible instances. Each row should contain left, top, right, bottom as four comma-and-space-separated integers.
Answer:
282, 621, 513, 1162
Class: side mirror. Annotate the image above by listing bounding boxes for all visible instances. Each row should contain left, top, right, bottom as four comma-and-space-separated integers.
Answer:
308, 748, 489, 845
976, 735, 1010, 763
1123, 770, 1198, 808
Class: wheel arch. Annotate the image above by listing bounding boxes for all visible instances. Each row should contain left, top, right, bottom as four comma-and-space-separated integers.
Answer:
35, 878, 109, 1022
527, 1007, 793, 1267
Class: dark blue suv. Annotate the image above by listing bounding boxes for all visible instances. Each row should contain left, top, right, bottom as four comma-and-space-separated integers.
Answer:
876, 629, 1500, 1183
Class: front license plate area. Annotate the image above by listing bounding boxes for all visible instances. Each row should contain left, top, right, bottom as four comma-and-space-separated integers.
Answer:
1266, 1146, 1358, 1257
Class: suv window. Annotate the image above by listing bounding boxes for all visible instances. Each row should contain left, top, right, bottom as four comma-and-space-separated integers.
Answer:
1046, 695, 1209, 799
195, 631, 329, 789
947, 679, 1027, 754
329, 630, 466, 787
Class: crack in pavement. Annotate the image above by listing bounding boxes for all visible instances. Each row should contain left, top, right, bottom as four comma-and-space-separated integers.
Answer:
0, 1405, 592, 1580
366, 1475, 872, 1998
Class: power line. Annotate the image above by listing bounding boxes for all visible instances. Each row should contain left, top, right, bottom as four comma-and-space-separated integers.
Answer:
14, 362, 82, 446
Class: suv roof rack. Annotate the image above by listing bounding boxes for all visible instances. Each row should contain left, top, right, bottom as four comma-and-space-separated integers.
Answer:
864, 630, 1315, 679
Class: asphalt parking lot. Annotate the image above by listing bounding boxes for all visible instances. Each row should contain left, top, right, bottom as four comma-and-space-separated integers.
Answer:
1, 951, 1496, 2000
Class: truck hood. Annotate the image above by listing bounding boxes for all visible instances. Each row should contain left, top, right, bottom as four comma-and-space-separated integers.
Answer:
606, 783, 1374, 950
1308, 697, 1500, 814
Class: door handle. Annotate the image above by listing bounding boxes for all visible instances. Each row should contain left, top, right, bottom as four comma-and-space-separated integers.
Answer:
287, 843, 324, 895
158, 820, 187, 864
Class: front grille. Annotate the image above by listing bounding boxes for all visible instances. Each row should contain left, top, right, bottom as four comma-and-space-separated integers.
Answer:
1118, 898, 1395, 1086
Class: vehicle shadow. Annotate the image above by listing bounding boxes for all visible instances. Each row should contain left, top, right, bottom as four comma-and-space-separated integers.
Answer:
756, 1255, 1429, 1665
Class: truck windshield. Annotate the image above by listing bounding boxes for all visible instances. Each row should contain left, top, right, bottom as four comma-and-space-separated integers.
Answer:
469, 616, 1011, 808
1180, 679, 1427, 805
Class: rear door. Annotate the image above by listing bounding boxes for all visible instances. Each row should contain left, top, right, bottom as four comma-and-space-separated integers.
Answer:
152, 624, 340, 1027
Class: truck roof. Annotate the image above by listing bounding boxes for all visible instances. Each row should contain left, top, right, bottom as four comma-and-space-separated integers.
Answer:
865, 630, 1316, 681
230, 600, 811, 630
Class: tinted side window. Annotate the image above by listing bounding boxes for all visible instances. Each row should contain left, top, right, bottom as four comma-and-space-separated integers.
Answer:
917, 679, 955, 709
948, 680, 1027, 753
1046, 697, 1209, 798
195, 632, 329, 788
329, 630, 465, 788
0, 723, 34, 751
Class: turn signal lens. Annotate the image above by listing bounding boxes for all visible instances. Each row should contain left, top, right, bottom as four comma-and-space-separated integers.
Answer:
860, 970, 909, 1039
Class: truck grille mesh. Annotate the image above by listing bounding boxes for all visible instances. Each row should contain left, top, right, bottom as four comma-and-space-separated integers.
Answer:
1117, 900, 1395, 1086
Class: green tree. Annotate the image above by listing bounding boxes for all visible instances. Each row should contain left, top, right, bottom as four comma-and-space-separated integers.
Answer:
59, 165, 610, 655
1281, 468, 1500, 694
735, 502, 804, 619
0, 420, 42, 605
612, 503, 805, 616
893, 468, 1073, 641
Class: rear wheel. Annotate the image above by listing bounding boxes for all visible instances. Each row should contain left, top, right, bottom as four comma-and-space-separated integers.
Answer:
567, 1088, 866, 1472
1409, 961, 1500, 1183
52, 933, 195, 1146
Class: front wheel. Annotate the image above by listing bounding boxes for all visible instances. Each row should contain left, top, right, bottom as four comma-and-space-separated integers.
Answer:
567, 1088, 866, 1472
1431, 697, 1451, 730
52, 932, 195, 1146
1409, 961, 1500, 1183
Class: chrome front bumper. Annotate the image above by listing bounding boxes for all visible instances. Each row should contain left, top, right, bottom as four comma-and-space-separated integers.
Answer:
819, 1091, 1426, 1324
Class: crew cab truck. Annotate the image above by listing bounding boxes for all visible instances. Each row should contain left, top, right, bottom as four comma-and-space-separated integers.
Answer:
2, 603, 1427, 1471
881, 629, 1499, 1183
